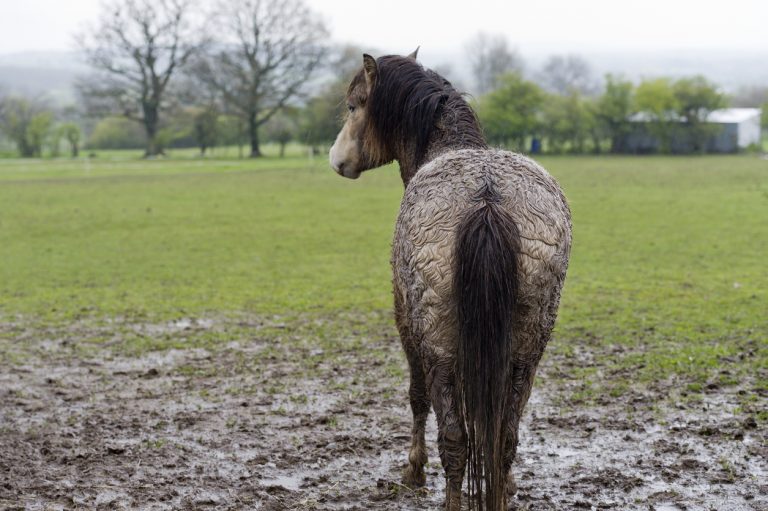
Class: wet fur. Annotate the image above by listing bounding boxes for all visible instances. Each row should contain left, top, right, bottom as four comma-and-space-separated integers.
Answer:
455, 180, 521, 510
347, 56, 486, 183
337, 55, 572, 510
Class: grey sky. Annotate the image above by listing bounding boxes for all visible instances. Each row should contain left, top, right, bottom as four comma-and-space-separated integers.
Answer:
1, 0, 766, 55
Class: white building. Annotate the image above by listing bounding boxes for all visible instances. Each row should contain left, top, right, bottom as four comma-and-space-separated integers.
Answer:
706, 108, 762, 151
625, 107, 763, 153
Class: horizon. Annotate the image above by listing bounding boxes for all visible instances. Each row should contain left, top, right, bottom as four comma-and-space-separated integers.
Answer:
1, 0, 766, 54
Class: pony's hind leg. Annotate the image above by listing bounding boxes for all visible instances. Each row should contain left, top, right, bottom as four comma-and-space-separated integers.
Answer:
395, 296, 430, 488
503, 357, 544, 499
503, 408, 522, 499
429, 361, 466, 511
402, 344, 430, 487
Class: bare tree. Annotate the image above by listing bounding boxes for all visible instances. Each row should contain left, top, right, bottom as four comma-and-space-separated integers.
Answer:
76, 0, 206, 156
189, 0, 328, 157
465, 32, 524, 95
731, 85, 768, 107
333, 43, 378, 82
538, 54, 598, 96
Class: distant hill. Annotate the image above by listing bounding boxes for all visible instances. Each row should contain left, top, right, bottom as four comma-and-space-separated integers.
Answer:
582, 49, 768, 93
421, 47, 768, 97
0, 51, 87, 105
1, 48, 767, 108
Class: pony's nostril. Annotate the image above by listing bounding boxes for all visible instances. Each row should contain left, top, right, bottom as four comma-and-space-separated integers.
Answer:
337, 161, 345, 173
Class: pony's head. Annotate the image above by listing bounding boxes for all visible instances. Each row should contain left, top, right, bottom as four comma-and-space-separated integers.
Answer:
329, 49, 418, 179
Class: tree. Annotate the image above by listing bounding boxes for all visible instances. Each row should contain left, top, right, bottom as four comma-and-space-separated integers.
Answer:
0, 96, 53, 157
595, 75, 635, 153
636, 78, 680, 153
465, 32, 524, 95
730, 85, 768, 108
217, 114, 248, 157
763, 102, 768, 132
57, 123, 82, 157
77, 0, 205, 157
297, 44, 374, 154
584, 98, 604, 154
86, 116, 146, 149
673, 76, 726, 153
538, 54, 597, 96
193, 105, 219, 155
476, 72, 544, 150
264, 109, 298, 157
333, 43, 379, 83
730, 86, 768, 132
540, 91, 594, 153
190, 0, 328, 157
540, 94, 570, 153
300, 80, 347, 153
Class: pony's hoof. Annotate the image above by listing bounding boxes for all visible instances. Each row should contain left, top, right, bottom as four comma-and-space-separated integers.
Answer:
445, 482, 462, 511
506, 471, 518, 496
402, 465, 426, 488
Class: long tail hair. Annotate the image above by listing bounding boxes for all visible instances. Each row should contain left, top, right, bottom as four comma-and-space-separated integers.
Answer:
454, 181, 520, 510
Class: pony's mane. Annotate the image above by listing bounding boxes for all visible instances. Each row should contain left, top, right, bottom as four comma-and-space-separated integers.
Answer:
352, 55, 486, 168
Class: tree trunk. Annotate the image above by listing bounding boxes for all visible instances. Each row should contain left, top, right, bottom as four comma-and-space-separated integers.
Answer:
143, 102, 161, 157
248, 113, 262, 158
19, 140, 34, 158
71, 142, 79, 158
279, 141, 286, 158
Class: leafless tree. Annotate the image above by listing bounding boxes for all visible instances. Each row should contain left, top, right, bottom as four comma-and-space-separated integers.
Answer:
465, 32, 524, 96
538, 54, 598, 96
730, 85, 768, 107
189, 0, 328, 157
76, 0, 206, 156
332, 44, 378, 82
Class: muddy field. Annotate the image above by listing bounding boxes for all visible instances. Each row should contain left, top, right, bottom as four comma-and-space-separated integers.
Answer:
1, 315, 765, 510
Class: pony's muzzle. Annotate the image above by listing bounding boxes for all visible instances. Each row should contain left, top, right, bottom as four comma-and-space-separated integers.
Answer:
329, 149, 360, 179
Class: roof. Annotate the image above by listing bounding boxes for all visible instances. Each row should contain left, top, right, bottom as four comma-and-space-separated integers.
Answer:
629, 108, 762, 124
628, 111, 682, 122
706, 108, 762, 124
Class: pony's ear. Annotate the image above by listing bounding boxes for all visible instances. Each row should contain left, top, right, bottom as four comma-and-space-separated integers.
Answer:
363, 54, 378, 89
407, 46, 420, 60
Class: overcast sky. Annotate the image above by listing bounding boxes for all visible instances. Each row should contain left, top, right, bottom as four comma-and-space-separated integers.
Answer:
1, 0, 766, 56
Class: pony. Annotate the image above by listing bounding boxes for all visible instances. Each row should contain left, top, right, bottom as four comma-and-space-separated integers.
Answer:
329, 49, 572, 511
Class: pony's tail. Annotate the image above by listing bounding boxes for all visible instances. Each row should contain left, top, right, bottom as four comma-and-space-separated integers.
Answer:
454, 183, 520, 511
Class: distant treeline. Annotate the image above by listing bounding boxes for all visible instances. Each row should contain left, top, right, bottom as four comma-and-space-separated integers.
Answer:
0, 0, 766, 159
476, 73, 766, 154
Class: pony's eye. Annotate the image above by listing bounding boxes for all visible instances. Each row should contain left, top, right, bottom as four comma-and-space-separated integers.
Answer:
347, 104, 356, 113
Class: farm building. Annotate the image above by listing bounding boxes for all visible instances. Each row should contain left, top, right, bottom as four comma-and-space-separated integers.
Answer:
623, 108, 763, 154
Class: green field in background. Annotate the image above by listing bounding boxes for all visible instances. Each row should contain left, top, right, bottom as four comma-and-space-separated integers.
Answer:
1, 152, 766, 390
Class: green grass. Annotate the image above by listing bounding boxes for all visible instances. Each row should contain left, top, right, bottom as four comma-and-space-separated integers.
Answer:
0, 150, 399, 320
1, 152, 766, 391
550, 155, 767, 339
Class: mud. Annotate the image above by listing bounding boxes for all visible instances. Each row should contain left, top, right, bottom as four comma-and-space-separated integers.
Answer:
0, 316, 765, 510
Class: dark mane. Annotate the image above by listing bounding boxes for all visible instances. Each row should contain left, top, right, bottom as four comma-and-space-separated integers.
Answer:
356, 55, 487, 169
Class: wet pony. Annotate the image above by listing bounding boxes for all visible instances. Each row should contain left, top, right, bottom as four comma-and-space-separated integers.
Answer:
330, 50, 572, 511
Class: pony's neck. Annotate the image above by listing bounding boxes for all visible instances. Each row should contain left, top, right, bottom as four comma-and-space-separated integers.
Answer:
366, 56, 486, 186
396, 98, 487, 187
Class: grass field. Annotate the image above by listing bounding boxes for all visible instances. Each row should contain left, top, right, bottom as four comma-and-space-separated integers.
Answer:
2, 153, 766, 384
2, 151, 766, 509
